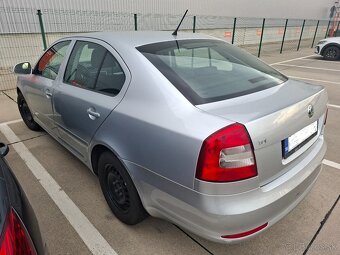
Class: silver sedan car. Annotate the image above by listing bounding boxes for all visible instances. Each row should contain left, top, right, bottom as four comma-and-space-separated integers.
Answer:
14, 32, 327, 243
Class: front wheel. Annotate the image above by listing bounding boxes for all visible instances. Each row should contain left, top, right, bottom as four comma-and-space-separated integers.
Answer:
323, 46, 340, 61
98, 151, 148, 225
17, 93, 41, 131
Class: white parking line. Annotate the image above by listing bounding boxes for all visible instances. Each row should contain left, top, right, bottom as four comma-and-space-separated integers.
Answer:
328, 104, 340, 110
269, 54, 316, 66
323, 159, 340, 170
294, 58, 340, 63
0, 124, 117, 255
0, 119, 22, 126
275, 64, 340, 72
288, 76, 340, 85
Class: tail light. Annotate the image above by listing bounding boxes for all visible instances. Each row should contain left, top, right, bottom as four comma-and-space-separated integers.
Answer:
196, 123, 257, 182
0, 208, 37, 255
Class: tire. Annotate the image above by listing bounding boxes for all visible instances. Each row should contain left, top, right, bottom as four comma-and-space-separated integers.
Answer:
17, 93, 41, 131
98, 151, 148, 225
323, 46, 340, 61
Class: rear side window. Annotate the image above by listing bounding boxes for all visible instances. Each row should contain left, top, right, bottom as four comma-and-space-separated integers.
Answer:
137, 40, 287, 105
64, 41, 125, 96
34, 40, 71, 80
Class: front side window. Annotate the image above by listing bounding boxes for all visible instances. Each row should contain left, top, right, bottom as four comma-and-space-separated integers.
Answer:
137, 39, 287, 105
34, 40, 71, 80
64, 41, 125, 95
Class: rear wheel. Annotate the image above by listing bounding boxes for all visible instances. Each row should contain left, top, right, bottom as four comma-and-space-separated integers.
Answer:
98, 151, 148, 225
17, 93, 41, 131
323, 46, 340, 60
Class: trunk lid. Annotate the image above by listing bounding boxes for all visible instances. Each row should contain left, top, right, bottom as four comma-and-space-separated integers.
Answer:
196, 79, 328, 186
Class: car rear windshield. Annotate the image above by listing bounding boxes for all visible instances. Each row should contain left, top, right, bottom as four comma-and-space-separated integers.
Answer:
137, 39, 287, 105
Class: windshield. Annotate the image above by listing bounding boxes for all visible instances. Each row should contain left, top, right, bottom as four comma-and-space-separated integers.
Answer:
137, 39, 287, 105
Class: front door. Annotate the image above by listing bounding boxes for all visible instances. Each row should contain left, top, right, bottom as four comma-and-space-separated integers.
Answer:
53, 39, 129, 160
24, 40, 71, 133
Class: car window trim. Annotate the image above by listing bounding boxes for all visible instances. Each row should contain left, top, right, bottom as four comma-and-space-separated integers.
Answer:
33, 40, 72, 81
93, 51, 108, 91
62, 39, 125, 98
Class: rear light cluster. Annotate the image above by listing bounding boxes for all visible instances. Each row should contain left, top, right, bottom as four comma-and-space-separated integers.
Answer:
0, 208, 37, 255
196, 123, 257, 182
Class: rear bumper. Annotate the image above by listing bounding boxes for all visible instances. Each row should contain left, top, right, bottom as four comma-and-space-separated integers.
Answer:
126, 136, 326, 243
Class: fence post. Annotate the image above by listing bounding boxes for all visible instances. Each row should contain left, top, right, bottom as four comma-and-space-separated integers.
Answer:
193, 16, 196, 33
231, 17, 236, 44
311, 20, 319, 48
297, 19, 305, 51
37, 9, 47, 51
280, 19, 288, 54
134, 14, 137, 31
258, 18, 265, 57
325, 20, 331, 38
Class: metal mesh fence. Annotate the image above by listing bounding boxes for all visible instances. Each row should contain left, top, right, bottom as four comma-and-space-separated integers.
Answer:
0, 7, 40, 33
137, 13, 193, 31
233, 17, 264, 55
261, 18, 287, 55
280, 19, 304, 52
43, 9, 134, 48
0, 6, 334, 91
43, 10, 134, 33
0, 7, 42, 91
314, 20, 330, 46
299, 20, 317, 49
195, 15, 234, 43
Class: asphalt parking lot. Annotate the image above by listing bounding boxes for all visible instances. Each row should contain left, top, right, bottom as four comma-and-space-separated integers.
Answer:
0, 48, 339, 255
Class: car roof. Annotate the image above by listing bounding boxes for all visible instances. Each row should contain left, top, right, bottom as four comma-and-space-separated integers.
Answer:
63, 31, 217, 48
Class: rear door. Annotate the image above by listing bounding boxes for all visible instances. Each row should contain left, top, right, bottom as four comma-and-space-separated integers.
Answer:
53, 38, 130, 160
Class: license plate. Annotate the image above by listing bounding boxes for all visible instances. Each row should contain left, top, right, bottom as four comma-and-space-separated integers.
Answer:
282, 121, 318, 159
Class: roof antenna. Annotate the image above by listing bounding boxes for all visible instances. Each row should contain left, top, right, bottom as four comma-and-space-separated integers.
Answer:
172, 10, 188, 36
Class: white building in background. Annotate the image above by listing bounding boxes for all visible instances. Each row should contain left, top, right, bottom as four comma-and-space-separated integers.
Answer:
0, 0, 333, 20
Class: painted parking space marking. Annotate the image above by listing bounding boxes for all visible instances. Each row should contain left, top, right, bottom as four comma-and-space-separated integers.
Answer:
299, 57, 340, 63
287, 76, 340, 85
269, 54, 315, 66
0, 119, 22, 126
274, 64, 340, 72
328, 104, 340, 110
0, 123, 118, 255
323, 159, 340, 170
276, 58, 333, 63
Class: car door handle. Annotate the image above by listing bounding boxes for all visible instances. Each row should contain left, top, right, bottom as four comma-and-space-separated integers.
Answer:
87, 108, 100, 119
45, 90, 53, 98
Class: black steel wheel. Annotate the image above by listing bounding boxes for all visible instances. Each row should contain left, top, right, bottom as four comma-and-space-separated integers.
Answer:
17, 93, 41, 131
98, 151, 148, 225
106, 165, 130, 212
323, 46, 340, 61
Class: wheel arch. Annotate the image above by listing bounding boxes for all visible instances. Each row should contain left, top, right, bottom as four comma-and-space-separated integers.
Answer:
91, 144, 114, 175
90, 143, 129, 177
90, 143, 148, 209
321, 43, 340, 56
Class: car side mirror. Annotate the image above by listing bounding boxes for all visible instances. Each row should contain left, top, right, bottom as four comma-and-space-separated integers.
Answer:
13, 62, 32, 75
0, 143, 9, 158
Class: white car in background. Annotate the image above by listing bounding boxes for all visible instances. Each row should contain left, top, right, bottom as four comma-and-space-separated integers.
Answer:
315, 37, 340, 60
